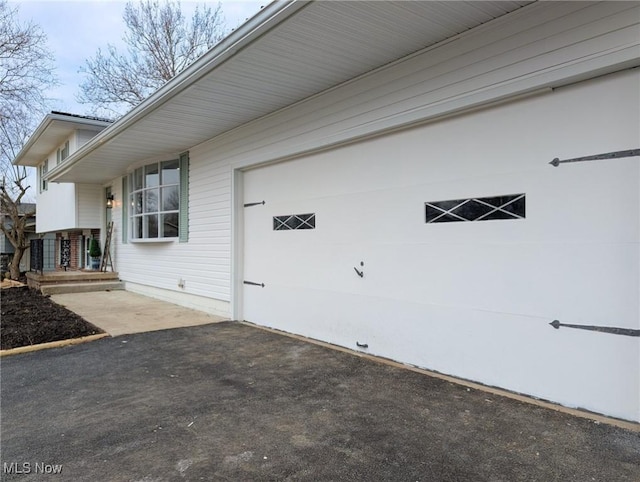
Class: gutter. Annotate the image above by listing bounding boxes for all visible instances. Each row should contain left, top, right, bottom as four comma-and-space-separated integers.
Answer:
48, 0, 309, 182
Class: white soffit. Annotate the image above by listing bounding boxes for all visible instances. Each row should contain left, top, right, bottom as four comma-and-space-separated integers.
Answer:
50, 0, 532, 183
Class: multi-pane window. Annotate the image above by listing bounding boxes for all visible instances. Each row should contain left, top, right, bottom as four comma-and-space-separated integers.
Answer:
57, 141, 69, 165
129, 160, 179, 239
40, 160, 48, 192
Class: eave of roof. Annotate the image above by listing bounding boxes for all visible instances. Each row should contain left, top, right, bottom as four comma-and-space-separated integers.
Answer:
13, 112, 113, 167
48, 0, 307, 182
47, 0, 535, 184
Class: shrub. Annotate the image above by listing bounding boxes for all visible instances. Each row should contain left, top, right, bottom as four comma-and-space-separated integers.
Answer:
88, 238, 102, 258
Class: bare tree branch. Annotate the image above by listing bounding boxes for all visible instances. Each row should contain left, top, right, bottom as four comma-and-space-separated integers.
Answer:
0, 0, 55, 108
0, 0, 56, 279
78, 0, 226, 116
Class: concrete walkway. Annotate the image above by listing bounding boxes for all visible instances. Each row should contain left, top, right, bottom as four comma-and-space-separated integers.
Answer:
51, 291, 227, 336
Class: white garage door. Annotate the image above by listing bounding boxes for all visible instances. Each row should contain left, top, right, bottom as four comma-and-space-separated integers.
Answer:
242, 71, 639, 420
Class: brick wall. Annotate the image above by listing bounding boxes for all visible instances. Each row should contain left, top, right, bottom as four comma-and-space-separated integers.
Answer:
55, 229, 101, 271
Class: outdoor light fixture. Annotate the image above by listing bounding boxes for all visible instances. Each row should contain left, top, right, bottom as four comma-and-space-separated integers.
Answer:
106, 194, 115, 209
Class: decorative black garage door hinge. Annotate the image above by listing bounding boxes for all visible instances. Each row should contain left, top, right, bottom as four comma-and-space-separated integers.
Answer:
244, 201, 265, 207
549, 149, 639, 167
243, 280, 265, 288
550, 320, 639, 337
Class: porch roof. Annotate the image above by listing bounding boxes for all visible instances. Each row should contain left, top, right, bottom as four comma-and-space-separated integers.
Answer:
47, 0, 532, 184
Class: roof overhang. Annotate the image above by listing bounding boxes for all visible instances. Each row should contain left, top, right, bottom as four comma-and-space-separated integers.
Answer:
48, 0, 534, 184
13, 113, 112, 167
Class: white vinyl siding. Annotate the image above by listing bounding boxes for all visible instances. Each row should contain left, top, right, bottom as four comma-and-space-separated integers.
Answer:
37, 152, 102, 233
110, 145, 230, 307
76, 129, 99, 149
75, 184, 102, 229
50, 130, 102, 167
36, 181, 101, 233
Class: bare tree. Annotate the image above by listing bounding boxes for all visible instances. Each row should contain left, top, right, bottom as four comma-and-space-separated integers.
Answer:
78, 0, 226, 116
0, 104, 37, 280
0, 0, 56, 279
0, 0, 55, 109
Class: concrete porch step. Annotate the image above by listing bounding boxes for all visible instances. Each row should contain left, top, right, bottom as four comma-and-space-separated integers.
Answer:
41, 281, 125, 295
27, 271, 120, 286
26, 271, 122, 294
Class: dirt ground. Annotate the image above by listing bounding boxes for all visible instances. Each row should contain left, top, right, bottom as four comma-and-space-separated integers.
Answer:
0, 286, 104, 350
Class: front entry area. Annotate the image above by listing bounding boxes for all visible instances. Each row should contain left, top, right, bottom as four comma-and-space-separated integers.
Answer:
241, 70, 639, 421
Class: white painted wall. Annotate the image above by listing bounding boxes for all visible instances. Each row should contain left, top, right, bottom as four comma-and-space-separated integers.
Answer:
242, 69, 639, 422
36, 177, 76, 234
109, 152, 232, 316
36, 129, 106, 233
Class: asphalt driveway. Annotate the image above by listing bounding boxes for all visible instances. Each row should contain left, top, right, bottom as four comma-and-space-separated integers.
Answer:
1, 322, 639, 481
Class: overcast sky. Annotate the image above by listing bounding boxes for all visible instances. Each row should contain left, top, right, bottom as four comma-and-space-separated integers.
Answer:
11, 0, 266, 115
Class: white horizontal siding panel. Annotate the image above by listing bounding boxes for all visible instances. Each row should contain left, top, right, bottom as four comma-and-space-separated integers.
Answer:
114, 243, 231, 302
187, 203, 230, 215
188, 233, 231, 242
189, 172, 231, 186
187, 206, 230, 219
75, 184, 102, 229
75, 130, 100, 151
189, 180, 229, 194
188, 203, 231, 216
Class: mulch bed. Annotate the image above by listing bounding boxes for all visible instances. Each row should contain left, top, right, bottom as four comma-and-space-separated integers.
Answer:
1, 287, 104, 350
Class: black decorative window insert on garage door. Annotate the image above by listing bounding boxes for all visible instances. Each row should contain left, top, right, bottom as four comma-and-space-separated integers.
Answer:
274, 213, 316, 230
425, 194, 525, 223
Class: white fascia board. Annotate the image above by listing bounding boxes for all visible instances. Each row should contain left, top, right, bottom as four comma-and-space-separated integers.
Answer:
48, 0, 305, 182
11, 115, 56, 167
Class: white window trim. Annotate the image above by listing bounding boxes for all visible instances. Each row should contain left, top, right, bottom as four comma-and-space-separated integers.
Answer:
39, 160, 48, 193
128, 159, 180, 240
56, 140, 69, 165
